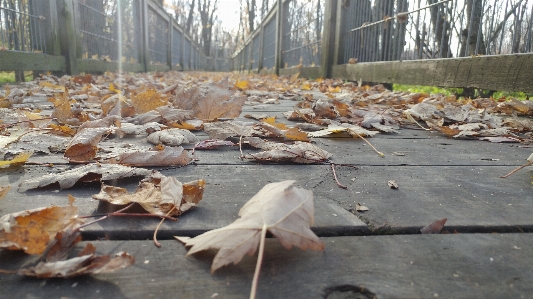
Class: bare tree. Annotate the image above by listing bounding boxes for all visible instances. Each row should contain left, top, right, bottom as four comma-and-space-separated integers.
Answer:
460, 0, 486, 56
428, 0, 452, 57
197, 0, 218, 55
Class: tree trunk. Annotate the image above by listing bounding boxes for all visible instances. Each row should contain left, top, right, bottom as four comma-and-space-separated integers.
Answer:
460, 0, 486, 57
186, 0, 196, 33
428, 0, 452, 58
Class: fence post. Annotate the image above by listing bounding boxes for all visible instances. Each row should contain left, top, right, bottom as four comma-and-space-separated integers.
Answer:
274, 0, 282, 75
168, 14, 173, 70
321, 0, 338, 78
142, 0, 150, 72
56, 0, 79, 75
334, 1, 346, 65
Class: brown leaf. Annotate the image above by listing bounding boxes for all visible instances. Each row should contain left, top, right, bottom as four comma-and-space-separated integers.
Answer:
0, 185, 10, 200
93, 174, 205, 216
175, 180, 323, 272
246, 138, 332, 164
420, 218, 447, 234
131, 89, 168, 114
18, 246, 134, 278
117, 146, 192, 167
387, 180, 399, 189
174, 80, 246, 120
19, 164, 152, 190
355, 203, 369, 212
64, 127, 110, 162
0, 205, 78, 255
146, 128, 198, 146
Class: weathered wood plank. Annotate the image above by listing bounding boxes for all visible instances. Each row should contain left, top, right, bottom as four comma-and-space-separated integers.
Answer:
332, 53, 533, 92
1, 234, 532, 298
77, 60, 145, 73
0, 51, 66, 72
1, 165, 368, 239
279, 66, 321, 79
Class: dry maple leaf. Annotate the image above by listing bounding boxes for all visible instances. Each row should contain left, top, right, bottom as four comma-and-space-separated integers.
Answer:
0, 205, 78, 255
18, 243, 134, 278
116, 146, 192, 167
245, 138, 332, 164
420, 218, 447, 234
131, 88, 168, 114
175, 180, 324, 273
146, 128, 198, 146
19, 164, 152, 190
173, 80, 246, 120
93, 173, 205, 216
64, 127, 110, 162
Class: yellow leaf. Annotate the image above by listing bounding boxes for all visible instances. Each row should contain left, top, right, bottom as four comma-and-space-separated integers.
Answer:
290, 72, 300, 83
0, 152, 33, 168
23, 111, 43, 120
0, 185, 10, 200
235, 79, 249, 90
131, 89, 168, 114
109, 83, 122, 94
300, 83, 312, 90
39, 81, 65, 91
262, 117, 288, 130
284, 127, 310, 142
49, 124, 76, 136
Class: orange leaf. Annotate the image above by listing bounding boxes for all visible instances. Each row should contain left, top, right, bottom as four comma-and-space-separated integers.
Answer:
131, 89, 168, 114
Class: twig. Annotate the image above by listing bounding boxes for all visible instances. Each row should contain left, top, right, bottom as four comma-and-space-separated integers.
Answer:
349, 130, 385, 157
250, 225, 268, 299
80, 203, 135, 219
501, 161, 533, 178
404, 113, 431, 131
80, 203, 177, 221
0, 269, 16, 274
239, 135, 245, 159
330, 163, 348, 189
153, 207, 177, 248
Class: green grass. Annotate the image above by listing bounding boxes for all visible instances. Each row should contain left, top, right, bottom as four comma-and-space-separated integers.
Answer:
392, 84, 462, 96
393, 84, 532, 100
0, 71, 34, 84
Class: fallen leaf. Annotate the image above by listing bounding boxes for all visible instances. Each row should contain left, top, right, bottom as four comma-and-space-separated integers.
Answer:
246, 138, 332, 164
0, 185, 10, 199
355, 203, 369, 212
18, 245, 134, 278
420, 218, 447, 234
116, 146, 192, 167
175, 180, 324, 272
173, 79, 246, 120
203, 121, 255, 140
0, 151, 33, 168
93, 174, 205, 216
0, 205, 78, 254
146, 128, 198, 146
19, 164, 152, 190
388, 180, 399, 189
131, 89, 168, 114
64, 127, 110, 162
193, 140, 235, 151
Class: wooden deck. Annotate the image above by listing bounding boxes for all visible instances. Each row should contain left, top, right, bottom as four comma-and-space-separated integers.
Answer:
1, 93, 533, 298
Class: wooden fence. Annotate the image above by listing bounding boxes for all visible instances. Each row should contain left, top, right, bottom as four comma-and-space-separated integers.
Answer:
233, 0, 533, 93
0, 0, 207, 77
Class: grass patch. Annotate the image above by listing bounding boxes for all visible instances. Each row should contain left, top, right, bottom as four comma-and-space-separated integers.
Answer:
0, 71, 34, 84
393, 84, 532, 100
392, 84, 462, 96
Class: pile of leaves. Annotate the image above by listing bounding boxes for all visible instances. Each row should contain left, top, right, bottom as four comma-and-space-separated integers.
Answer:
1, 71, 533, 296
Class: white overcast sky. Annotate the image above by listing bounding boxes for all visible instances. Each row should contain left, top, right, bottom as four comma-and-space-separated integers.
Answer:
216, 0, 241, 31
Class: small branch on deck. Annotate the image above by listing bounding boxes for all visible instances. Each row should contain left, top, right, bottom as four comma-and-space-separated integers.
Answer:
500, 161, 533, 178
153, 207, 177, 248
330, 163, 348, 189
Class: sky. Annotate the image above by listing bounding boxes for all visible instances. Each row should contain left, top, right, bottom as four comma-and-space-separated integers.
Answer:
215, 0, 241, 32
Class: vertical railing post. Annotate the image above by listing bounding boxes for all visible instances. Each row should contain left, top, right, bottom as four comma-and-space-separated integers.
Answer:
57, 0, 79, 75
257, 28, 264, 72
321, 0, 338, 78
334, 1, 346, 65
142, 0, 150, 72
168, 13, 173, 70
274, 0, 282, 75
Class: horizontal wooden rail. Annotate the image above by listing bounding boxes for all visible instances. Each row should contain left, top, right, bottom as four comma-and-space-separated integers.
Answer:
0, 52, 66, 72
332, 53, 533, 93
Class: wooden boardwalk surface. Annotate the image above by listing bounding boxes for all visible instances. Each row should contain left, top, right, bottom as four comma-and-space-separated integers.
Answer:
1, 90, 533, 299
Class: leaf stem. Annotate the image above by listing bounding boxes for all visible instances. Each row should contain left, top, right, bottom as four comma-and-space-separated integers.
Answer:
153, 207, 177, 248
250, 225, 267, 299
239, 135, 245, 159
330, 163, 348, 189
501, 161, 533, 178
350, 130, 385, 157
